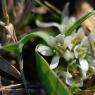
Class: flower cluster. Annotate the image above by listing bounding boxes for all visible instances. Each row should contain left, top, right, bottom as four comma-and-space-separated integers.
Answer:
37, 28, 95, 87
36, 3, 95, 87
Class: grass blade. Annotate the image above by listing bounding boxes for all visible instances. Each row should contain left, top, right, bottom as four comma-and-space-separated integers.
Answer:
65, 11, 95, 36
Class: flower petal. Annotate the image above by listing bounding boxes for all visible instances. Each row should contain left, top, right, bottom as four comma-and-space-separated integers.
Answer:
37, 45, 53, 56
64, 36, 73, 50
50, 56, 60, 69
65, 77, 73, 86
63, 50, 74, 61
36, 20, 60, 28
79, 59, 89, 72
65, 77, 83, 87
73, 45, 79, 58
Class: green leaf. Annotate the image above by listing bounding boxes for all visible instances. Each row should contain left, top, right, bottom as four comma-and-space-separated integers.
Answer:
65, 11, 95, 36
35, 51, 72, 95
0, 57, 20, 81
0, 31, 55, 54
19, 31, 55, 47
0, 43, 19, 55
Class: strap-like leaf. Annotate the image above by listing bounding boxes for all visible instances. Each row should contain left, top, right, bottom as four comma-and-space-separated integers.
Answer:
0, 57, 20, 81
0, 43, 19, 55
65, 11, 95, 36
0, 31, 55, 54
35, 51, 72, 95
19, 31, 55, 47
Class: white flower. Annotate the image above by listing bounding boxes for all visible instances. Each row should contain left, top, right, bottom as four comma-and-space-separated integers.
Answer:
36, 3, 76, 34
37, 45, 53, 56
64, 35, 74, 50
36, 16, 76, 34
37, 44, 60, 69
50, 56, 60, 69
63, 70, 83, 87
73, 35, 89, 59
79, 59, 89, 72
64, 28, 85, 50
37, 34, 67, 69
65, 77, 83, 87
63, 50, 74, 61
62, 58, 89, 87
79, 59, 89, 79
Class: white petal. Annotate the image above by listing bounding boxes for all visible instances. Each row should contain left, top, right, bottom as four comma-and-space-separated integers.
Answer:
69, 16, 76, 23
74, 45, 79, 58
50, 56, 60, 69
65, 78, 73, 86
64, 36, 73, 50
37, 45, 53, 56
36, 20, 60, 28
66, 77, 83, 87
59, 24, 65, 34
79, 59, 89, 72
63, 50, 74, 61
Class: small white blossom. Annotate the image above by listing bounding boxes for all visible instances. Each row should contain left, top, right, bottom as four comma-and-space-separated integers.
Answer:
50, 56, 60, 69
36, 3, 76, 34
79, 59, 89, 72
37, 45, 53, 56
36, 7, 95, 87
63, 50, 74, 61
79, 59, 89, 79
64, 28, 85, 50
63, 71, 83, 87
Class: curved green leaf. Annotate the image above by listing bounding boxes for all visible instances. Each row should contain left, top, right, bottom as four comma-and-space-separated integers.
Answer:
0, 43, 19, 55
65, 11, 95, 36
35, 51, 72, 95
0, 31, 55, 54
19, 31, 55, 47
